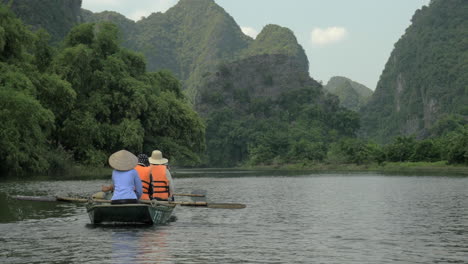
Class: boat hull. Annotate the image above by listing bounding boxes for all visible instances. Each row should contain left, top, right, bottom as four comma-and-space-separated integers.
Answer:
86, 202, 175, 225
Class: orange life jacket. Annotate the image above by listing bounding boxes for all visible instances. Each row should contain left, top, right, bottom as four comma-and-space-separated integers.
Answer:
135, 165, 151, 200
150, 165, 170, 200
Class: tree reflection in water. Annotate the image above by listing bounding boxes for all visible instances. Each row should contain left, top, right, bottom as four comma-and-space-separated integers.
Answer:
111, 227, 172, 264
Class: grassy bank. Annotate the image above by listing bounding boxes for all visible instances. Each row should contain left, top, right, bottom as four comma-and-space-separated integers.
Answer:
241, 161, 468, 175
4, 166, 114, 181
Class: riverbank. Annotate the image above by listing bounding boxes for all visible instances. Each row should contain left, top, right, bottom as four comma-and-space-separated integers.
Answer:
2, 161, 466, 181
242, 161, 468, 176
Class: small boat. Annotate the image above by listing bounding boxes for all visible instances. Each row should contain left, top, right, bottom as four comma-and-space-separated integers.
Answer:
86, 200, 176, 225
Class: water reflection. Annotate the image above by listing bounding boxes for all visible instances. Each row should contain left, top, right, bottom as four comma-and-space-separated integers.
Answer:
111, 230, 140, 263
137, 227, 173, 263
87, 226, 175, 264
0, 192, 80, 223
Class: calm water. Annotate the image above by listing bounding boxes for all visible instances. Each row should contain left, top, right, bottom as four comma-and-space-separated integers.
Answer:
1, 170, 467, 263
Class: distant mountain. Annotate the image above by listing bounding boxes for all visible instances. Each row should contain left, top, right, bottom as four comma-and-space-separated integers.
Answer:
80, 9, 135, 47
196, 53, 317, 115
241, 24, 309, 72
360, 0, 468, 142
5, 0, 311, 103
82, 0, 310, 103
194, 53, 357, 166
324, 76, 373, 111
0, 0, 82, 43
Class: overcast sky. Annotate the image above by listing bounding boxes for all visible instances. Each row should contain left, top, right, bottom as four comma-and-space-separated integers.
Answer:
82, 0, 429, 90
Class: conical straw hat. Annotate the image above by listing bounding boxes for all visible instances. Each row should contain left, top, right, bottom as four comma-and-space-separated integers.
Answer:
108, 150, 138, 171
148, 150, 168, 165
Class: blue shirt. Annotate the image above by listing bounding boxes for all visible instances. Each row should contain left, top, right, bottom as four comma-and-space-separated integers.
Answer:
111, 169, 143, 200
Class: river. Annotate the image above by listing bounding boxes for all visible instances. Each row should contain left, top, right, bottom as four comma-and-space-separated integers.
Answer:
1, 170, 467, 263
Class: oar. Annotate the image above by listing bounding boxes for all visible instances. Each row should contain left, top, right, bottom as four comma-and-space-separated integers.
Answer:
13, 195, 59, 202
12, 195, 246, 209
172, 193, 205, 197
91, 198, 246, 209
162, 200, 245, 209
13, 195, 88, 203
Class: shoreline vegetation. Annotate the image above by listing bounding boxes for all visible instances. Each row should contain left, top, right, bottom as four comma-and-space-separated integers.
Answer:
242, 161, 468, 175
3, 161, 465, 181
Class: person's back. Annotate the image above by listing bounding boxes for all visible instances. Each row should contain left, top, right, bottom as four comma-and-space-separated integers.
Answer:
135, 166, 151, 199
135, 154, 152, 200
150, 164, 170, 200
148, 150, 173, 201
112, 169, 142, 200
104, 150, 143, 204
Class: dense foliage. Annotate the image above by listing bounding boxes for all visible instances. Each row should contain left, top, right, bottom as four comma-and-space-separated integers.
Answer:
361, 0, 468, 142
327, 124, 468, 166
0, 6, 205, 175
0, 0, 82, 44
198, 60, 360, 167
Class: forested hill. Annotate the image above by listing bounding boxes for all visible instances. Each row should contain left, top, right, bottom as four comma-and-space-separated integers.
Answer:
360, 0, 468, 143
324, 76, 373, 111
80, 9, 135, 48
195, 53, 358, 166
82, 0, 310, 103
4, 0, 311, 104
82, 0, 250, 100
241, 24, 309, 73
0, 0, 82, 43
82, 0, 357, 167
0, 4, 205, 175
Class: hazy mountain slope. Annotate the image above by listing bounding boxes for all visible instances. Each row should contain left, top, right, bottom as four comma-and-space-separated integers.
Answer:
242, 24, 309, 72
0, 0, 82, 43
194, 53, 358, 166
82, 0, 312, 103
196, 54, 317, 115
360, 0, 468, 142
129, 0, 252, 100
80, 9, 136, 47
324, 76, 373, 111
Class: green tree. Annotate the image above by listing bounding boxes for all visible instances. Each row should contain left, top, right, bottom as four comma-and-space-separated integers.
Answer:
53, 22, 205, 166
385, 136, 416, 162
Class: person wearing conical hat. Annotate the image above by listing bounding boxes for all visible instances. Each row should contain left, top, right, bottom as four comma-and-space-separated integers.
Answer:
148, 150, 174, 201
102, 150, 143, 204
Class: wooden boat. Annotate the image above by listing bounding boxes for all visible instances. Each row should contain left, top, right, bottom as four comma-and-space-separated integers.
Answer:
86, 200, 176, 225
12, 195, 244, 225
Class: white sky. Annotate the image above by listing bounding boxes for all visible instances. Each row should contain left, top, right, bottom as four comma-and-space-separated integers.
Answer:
82, 0, 430, 90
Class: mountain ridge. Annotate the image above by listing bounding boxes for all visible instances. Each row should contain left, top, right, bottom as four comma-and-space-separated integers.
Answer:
360, 0, 468, 142
324, 76, 373, 111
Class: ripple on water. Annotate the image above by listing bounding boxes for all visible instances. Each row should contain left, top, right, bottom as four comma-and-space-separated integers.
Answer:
1, 173, 468, 263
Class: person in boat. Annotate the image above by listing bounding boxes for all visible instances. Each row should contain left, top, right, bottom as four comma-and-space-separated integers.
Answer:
134, 153, 152, 200
148, 150, 174, 201
101, 150, 143, 204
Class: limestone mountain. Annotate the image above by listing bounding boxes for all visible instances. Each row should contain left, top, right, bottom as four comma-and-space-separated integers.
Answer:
5, 0, 311, 103
80, 9, 136, 47
324, 76, 373, 111
0, 0, 82, 43
360, 0, 468, 142
241, 24, 309, 73
81, 0, 310, 103
196, 53, 317, 115
195, 53, 358, 166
